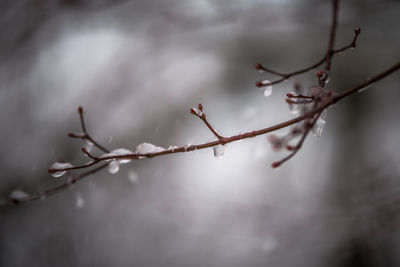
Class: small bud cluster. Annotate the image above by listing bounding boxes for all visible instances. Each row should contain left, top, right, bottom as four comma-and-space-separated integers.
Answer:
190, 103, 204, 117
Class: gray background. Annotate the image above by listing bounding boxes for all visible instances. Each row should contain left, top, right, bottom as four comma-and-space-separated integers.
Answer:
1, 0, 400, 266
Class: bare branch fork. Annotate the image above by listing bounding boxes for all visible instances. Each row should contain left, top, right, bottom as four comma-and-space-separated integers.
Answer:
10, 0, 400, 204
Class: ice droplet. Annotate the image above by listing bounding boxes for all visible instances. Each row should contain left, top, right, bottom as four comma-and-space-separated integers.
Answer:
135, 143, 165, 154
10, 189, 29, 201
108, 160, 120, 174
127, 170, 139, 184
260, 80, 273, 97
50, 162, 73, 177
313, 110, 327, 137
76, 195, 85, 208
101, 148, 133, 164
213, 144, 226, 158
313, 120, 326, 137
288, 102, 300, 115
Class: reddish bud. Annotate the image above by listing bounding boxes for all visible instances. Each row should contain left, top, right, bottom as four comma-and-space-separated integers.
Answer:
10, 198, 20, 205
78, 106, 84, 114
198, 103, 203, 111
316, 71, 324, 78
81, 147, 88, 154
286, 145, 294, 151
67, 132, 74, 137
190, 108, 196, 115
255, 81, 263, 87
254, 63, 263, 70
354, 27, 361, 35
271, 162, 281, 168
48, 169, 55, 173
286, 93, 294, 98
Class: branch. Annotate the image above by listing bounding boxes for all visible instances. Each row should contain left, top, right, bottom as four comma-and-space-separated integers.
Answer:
254, 0, 359, 88
10, 61, 399, 204
10, 163, 109, 204
9, 0, 400, 204
190, 103, 226, 143
67, 106, 110, 153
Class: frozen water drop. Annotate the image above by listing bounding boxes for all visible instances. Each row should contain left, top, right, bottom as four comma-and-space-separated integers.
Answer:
76, 195, 85, 208
288, 102, 300, 115
313, 119, 326, 137
50, 162, 73, 177
127, 170, 139, 184
10, 189, 29, 201
263, 86, 272, 97
213, 144, 226, 158
51, 170, 66, 178
260, 80, 273, 97
108, 160, 120, 174
313, 110, 327, 137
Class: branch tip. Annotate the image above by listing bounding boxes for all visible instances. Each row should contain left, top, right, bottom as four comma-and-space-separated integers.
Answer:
10, 198, 20, 205
255, 81, 263, 87
286, 145, 294, 151
254, 63, 263, 70
271, 162, 281, 168
78, 106, 84, 114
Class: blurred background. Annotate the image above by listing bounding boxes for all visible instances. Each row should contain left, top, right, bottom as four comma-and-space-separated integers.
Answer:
1, 0, 400, 266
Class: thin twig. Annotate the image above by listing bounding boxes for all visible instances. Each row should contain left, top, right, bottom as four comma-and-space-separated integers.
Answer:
191, 103, 226, 142
10, 163, 109, 203
324, 0, 339, 73
255, 0, 359, 88
70, 106, 110, 153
